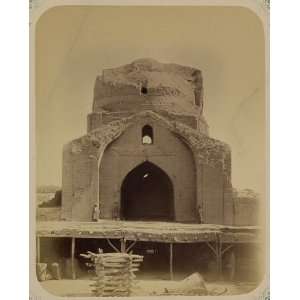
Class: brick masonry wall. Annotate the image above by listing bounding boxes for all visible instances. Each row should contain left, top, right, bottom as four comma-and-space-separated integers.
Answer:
37, 207, 61, 221
234, 198, 259, 226
62, 116, 227, 224
62, 143, 95, 221
98, 119, 197, 222
201, 164, 224, 224
87, 110, 209, 135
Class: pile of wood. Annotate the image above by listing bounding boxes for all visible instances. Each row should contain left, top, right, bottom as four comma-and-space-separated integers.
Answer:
81, 251, 143, 297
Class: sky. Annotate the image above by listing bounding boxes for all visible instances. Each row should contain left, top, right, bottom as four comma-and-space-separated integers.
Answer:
35, 5, 266, 197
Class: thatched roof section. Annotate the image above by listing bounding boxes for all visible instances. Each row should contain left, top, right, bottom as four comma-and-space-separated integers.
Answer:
36, 220, 261, 243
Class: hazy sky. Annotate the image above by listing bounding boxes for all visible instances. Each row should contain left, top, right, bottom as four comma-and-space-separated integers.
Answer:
35, 6, 266, 196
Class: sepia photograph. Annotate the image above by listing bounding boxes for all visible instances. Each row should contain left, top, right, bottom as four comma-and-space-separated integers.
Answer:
30, 1, 269, 298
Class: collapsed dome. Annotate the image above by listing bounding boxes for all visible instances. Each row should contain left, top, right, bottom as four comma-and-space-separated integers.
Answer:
93, 58, 204, 116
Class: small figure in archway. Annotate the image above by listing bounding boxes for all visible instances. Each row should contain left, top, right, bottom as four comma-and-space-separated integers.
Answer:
112, 201, 120, 220
197, 204, 204, 224
92, 204, 100, 222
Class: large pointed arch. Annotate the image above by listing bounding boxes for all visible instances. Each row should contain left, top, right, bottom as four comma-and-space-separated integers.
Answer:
63, 110, 231, 223
120, 161, 174, 221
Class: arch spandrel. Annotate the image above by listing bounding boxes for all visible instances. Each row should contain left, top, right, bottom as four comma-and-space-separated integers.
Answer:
64, 110, 231, 223
70, 110, 231, 178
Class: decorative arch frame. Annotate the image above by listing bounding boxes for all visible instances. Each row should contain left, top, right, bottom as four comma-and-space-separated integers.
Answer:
66, 110, 232, 223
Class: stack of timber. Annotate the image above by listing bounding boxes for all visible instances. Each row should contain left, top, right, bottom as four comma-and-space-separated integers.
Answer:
81, 251, 143, 297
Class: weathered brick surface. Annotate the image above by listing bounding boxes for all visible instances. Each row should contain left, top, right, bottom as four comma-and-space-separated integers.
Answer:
62, 59, 234, 224
223, 187, 234, 225
202, 165, 224, 224
99, 120, 197, 222
62, 115, 229, 223
87, 110, 209, 135
87, 113, 102, 132
36, 207, 61, 221
234, 190, 259, 226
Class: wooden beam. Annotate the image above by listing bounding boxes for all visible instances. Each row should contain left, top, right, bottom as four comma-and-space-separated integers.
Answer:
206, 241, 218, 257
106, 239, 120, 253
71, 237, 76, 280
169, 243, 174, 280
126, 240, 137, 253
205, 239, 223, 280
221, 244, 233, 256
36, 236, 40, 263
120, 238, 126, 253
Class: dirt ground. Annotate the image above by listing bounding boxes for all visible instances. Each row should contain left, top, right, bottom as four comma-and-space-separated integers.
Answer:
40, 279, 257, 297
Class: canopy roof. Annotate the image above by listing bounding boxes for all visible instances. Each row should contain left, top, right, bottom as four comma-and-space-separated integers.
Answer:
36, 220, 261, 244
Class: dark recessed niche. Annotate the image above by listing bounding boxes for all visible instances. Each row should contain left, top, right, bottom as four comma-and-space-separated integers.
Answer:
141, 86, 148, 95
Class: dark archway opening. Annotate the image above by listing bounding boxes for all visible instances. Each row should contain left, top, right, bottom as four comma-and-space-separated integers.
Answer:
121, 161, 174, 221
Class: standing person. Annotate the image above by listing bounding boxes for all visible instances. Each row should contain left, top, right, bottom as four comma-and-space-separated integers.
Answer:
112, 201, 120, 220
197, 204, 203, 224
92, 204, 100, 222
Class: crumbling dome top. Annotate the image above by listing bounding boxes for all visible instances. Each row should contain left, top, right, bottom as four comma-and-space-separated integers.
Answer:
93, 58, 204, 116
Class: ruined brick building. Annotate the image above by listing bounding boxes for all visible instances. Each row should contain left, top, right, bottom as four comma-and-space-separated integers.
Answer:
37, 59, 262, 283
61, 58, 233, 224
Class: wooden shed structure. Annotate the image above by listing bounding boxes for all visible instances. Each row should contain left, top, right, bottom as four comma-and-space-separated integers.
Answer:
36, 220, 262, 280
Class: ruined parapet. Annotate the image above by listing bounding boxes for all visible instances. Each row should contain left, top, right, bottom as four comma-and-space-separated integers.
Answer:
90, 58, 208, 134
81, 251, 143, 297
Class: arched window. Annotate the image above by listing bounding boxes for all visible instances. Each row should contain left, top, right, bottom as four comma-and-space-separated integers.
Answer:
141, 86, 148, 95
142, 125, 153, 144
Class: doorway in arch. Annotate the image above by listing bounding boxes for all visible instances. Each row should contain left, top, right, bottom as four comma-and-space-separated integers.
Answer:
120, 161, 174, 221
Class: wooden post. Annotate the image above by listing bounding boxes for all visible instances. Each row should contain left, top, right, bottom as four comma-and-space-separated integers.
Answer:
205, 239, 224, 280
36, 236, 40, 263
120, 238, 126, 253
217, 239, 223, 280
169, 243, 174, 280
107, 239, 120, 253
71, 237, 76, 280
228, 249, 236, 281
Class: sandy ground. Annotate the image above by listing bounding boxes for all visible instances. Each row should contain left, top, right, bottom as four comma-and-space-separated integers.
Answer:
40, 279, 257, 297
